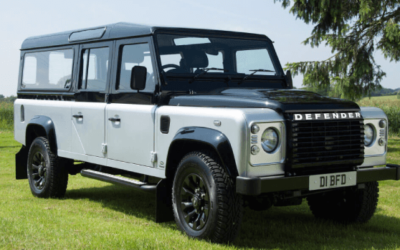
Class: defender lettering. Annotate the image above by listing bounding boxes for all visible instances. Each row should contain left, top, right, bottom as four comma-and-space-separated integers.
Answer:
293, 112, 362, 121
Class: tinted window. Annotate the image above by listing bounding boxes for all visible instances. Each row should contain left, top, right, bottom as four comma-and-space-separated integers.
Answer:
80, 47, 109, 90
156, 34, 284, 92
22, 57, 37, 84
22, 49, 73, 89
118, 43, 155, 92
156, 34, 277, 76
236, 49, 274, 75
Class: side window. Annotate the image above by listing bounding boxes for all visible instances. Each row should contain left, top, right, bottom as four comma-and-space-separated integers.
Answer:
118, 43, 155, 92
80, 47, 109, 91
22, 49, 73, 89
22, 56, 37, 84
236, 49, 275, 75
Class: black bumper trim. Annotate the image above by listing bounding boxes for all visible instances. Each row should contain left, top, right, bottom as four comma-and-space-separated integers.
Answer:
236, 164, 400, 196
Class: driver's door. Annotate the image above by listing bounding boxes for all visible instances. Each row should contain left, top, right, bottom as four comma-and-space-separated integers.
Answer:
106, 37, 159, 171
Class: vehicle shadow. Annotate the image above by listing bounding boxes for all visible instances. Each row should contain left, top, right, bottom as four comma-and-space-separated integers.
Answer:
65, 184, 400, 250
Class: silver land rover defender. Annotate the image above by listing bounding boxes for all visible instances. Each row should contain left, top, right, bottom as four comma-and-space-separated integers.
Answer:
14, 23, 400, 243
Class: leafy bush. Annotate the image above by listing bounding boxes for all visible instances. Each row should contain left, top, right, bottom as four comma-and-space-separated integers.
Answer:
0, 101, 14, 130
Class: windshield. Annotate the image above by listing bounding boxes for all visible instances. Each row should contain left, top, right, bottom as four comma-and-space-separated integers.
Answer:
156, 34, 278, 76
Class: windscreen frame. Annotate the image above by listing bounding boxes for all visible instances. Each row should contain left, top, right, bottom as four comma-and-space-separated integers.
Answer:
153, 30, 285, 80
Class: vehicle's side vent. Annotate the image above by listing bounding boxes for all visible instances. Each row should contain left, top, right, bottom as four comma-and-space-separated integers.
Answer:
20, 105, 25, 122
160, 116, 170, 134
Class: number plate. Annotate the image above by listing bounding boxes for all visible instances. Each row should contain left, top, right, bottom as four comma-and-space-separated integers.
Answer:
309, 171, 357, 191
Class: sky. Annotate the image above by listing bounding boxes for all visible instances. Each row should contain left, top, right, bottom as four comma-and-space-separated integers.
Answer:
0, 0, 398, 97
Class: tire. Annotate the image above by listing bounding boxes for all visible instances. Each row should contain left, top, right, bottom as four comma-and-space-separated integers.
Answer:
307, 181, 379, 223
27, 137, 69, 198
172, 151, 243, 243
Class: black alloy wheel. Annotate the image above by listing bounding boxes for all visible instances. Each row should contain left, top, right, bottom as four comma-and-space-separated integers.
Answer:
30, 152, 47, 191
179, 173, 210, 230
27, 137, 69, 198
172, 151, 243, 243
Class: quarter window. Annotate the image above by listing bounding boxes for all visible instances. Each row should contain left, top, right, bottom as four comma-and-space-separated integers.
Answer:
118, 43, 155, 92
80, 47, 109, 90
22, 49, 73, 89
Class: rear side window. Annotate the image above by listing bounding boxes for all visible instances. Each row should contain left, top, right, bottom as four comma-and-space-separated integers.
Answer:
22, 49, 73, 90
80, 47, 109, 91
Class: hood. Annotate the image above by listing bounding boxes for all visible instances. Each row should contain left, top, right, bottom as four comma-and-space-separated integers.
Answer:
168, 89, 360, 113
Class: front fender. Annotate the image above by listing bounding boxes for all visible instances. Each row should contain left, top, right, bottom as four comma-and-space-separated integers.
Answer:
169, 127, 238, 177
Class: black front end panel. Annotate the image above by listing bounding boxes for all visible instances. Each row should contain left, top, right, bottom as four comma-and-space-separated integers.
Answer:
285, 113, 365, 176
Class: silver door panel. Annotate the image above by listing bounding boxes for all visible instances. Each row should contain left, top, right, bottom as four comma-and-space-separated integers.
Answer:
106, 104, 156, 167
71, 102, 106, 158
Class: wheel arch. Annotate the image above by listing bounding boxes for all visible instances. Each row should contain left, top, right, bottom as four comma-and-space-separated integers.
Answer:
16, 116, 57, 180
25, 116, 57, 153
165, 127, 239, 180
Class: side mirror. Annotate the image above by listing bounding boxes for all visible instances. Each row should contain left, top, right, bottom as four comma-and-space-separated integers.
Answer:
130, 66, 147, 90
285, 70, 293, 89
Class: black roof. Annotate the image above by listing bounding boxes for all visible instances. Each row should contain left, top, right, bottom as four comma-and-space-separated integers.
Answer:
21, 22, 269, 50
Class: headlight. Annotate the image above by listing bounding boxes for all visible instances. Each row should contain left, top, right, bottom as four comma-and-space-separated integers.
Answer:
261, 128, 279, 153
364, 124, 375, 146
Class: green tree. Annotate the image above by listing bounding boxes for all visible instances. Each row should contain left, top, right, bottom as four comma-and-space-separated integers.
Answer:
275, 0, 400, 101
397, 92, 400, 99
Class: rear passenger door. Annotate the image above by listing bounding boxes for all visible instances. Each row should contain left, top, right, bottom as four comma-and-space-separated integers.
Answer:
71, 42, 113, 162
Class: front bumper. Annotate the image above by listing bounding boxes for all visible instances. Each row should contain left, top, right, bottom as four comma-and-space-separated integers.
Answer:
236, 164, 400, 196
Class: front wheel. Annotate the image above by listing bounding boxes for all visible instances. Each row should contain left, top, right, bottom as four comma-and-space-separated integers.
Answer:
307, 181, 379, 224
172, 151, 243, 243
27, 137, 69, 198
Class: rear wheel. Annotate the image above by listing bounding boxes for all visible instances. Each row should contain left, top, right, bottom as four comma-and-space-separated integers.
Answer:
172, 151, 243, 243
307, 182, 379, 223
27, 137, 69, 198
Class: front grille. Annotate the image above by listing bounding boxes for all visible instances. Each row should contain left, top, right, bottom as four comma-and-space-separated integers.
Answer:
287, 118, 364, 170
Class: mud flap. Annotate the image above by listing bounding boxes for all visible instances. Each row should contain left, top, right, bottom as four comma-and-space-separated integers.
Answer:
16, 146, 28, 180
156, 179, 174, 223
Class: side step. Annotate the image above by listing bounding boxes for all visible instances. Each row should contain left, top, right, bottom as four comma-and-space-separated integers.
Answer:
80, 169, 156, 192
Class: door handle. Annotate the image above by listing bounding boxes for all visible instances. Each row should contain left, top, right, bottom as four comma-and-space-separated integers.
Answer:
73, 114, 83, 119
109, 117, 121, 122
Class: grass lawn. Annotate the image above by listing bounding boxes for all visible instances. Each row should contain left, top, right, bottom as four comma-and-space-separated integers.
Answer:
1, 131, 400, 249
361, 95, 399, 101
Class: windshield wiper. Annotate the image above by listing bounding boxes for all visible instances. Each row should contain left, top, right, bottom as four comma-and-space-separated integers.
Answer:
238, 69, 275, 85
189, 68, 228, 84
